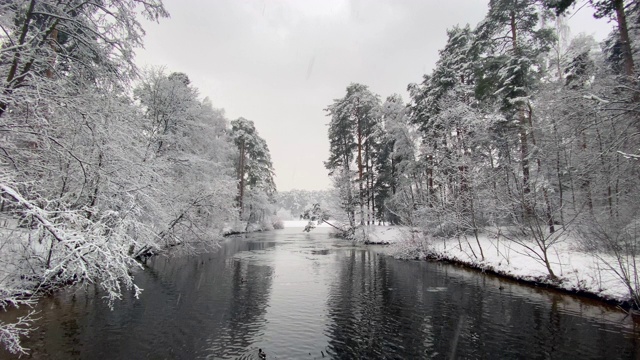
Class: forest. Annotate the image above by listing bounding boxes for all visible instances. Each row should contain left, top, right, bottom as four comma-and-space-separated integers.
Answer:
274, 189, 332, 219
2, 0, 640, 355
0, 0, 277, 354
325, 0, 640, 305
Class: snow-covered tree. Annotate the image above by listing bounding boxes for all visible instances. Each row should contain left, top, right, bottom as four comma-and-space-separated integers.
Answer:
0, 0, 168, 118
230, 118, 276, 229
325, 83, 382, 228
474, 0, 557, 235
545, 0, 636, 77
375, 94, 417, 225
0, 1, 269, 351
0, 1, 169, 354
133, 68, 237, 255
275, 189, 332, 219
134, 69, 200, 156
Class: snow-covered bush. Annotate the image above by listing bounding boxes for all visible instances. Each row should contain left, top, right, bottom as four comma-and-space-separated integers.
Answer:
578, 212, 640, 307
390, 231, 433, 260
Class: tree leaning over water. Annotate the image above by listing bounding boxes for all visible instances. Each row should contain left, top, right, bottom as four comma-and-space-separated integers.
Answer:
0, 0, 167, 353
0, 1, 275, 354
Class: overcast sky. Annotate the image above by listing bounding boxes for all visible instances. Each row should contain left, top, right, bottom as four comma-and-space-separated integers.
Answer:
135, 0, 613, 192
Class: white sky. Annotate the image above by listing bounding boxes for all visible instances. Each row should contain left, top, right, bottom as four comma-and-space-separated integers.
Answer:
135, 0, 613, 191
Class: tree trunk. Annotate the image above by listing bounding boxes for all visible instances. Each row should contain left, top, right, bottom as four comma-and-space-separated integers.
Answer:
580, 132, 593, 213
526, 104, 554, 233
371, 168, 376, 223
0, 2, 59, 119
551, 118, 565, 225
0, 0, 36, 118
519, 108, 532, 217
456, 127, 469, 215
613, 0, 635, 78
238, 139, 246, 217
45, 27, 59, 79
427, 155, 434, 207
365, 143, 371, 225
357, 110, 364, 226
511, 10, 532, 218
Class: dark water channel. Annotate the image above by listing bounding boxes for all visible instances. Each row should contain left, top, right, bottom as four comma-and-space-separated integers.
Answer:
4, 227, 640, 359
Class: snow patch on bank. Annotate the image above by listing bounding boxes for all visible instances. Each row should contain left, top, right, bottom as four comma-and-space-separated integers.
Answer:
362, 226, 407, 244
366, 225, 632, 304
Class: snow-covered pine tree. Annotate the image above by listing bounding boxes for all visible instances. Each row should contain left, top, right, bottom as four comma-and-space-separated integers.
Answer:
375, 94, 418, 225
475, 0, 555, 224
230, 118, 276, 229
407, 25, 492, 258
325, 83, 381, 228
545, 0, 636, 78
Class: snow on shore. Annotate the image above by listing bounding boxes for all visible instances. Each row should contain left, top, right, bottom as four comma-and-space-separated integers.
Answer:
365, 225, 632, 304
276, 221, 632, 304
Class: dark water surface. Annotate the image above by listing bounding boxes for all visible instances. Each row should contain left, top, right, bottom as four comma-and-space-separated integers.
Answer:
4, 227, 640, 359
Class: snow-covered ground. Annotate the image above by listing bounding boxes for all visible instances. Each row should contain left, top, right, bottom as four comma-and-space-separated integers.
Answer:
359, 225, 634, 304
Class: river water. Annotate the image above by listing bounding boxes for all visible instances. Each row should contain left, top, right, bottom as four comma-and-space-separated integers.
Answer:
4, 227, 640, 359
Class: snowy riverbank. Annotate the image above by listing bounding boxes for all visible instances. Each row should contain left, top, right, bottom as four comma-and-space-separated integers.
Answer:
359, 225, 634, 307
270, 222, 634, 306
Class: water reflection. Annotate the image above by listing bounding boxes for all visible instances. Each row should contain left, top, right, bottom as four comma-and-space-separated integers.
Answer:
2, 228, 639, 359
3, 238, 275, 359
325, 253, 640, 359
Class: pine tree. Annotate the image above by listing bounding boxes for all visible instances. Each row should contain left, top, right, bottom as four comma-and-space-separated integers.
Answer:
475, 0, 555, 222
376, 94, 416, 225
325, 83, 381, 227
230, 118, 276, 223
545, 0, 635, 77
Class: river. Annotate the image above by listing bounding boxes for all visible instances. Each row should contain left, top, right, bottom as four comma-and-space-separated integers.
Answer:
3, 226, 640, 359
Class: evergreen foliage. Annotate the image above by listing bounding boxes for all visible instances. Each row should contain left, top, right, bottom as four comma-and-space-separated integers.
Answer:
325, 0, 640, 291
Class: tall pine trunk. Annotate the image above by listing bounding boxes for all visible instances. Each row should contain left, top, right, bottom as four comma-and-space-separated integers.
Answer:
527, 104, 555, 233
511, 10, 532, 218
613, 0, 635, 79
357, 112, 364, 226
237, 139, 246, 217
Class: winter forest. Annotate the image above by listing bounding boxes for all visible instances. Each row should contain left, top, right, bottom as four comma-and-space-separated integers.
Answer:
1, 0, 640, 356
326, 0, 640, 311
0, 0, 278, 353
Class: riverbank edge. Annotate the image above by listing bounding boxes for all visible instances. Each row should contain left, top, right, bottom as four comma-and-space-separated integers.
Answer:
351, 224, 636, 311
393, 249, 635, 311
223, 229, 270, 237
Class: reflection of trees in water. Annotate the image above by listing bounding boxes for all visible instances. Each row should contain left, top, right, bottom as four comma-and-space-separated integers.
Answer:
205, 244, 274, 357
448, 270, 638, 359
325, 249, 456, 358
325, 250, 640, 359
5, 239, 276, 359
325, 249, 420, 358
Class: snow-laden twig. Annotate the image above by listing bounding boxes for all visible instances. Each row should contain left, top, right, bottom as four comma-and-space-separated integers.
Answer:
582, 93, 610, 104
617, 150, 640, 160
0, 310, 37, 355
